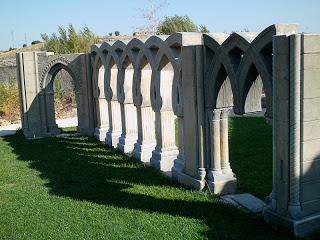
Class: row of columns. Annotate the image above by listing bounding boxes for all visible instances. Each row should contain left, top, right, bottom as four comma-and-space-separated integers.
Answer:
93, 70, 182, 173
207, 108, 236, 194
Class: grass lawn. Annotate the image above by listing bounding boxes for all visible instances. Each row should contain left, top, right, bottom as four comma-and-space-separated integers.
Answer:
0, 117, 304, 239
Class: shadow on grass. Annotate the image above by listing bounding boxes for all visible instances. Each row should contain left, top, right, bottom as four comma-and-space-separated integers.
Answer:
3, 130, 295, 239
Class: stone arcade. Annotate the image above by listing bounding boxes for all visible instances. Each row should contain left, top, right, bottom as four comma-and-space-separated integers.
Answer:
16, 24, 320, 237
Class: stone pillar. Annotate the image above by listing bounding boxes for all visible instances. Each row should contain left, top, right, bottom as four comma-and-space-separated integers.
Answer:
172, 117, 185, 177
208, 109, 222, 175
150, 110, 179, 172
172, 45, 206, 189
220, 109, 233, 174
45, 89, 60, 135
207, 108, 236, 194
133, 106, 156, 162
118, 103, 137, 153
16, 52, 46, 138
105, 101, 122, 147
94, 98, 109, 142
264, 34, 320, 237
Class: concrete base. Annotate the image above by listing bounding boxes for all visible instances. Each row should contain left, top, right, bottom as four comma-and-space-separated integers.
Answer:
222, 193, 266, 213
105, 131, 121, 148
150, 147, 179, 172
207, 171, 237, 195
94, 127, 108, 142
173, 170, 206, 190
117, 135, 137, 153
264, 208, 320, 237
132, 142, 156, 163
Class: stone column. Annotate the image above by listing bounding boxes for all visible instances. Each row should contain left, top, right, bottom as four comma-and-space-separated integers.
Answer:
288, 34, 302, 218
45, 89, 60, 135
263, 33, 320, 237
207, 108, 236, 194
150, 110, 179, 172
105, 101, 122, 147
172, 117, 185, 177
118, 103, 137, 153
94, 98, 109, 142
208, 109, 222, 175
220, 108, 233, 175
133, 106, 156, 162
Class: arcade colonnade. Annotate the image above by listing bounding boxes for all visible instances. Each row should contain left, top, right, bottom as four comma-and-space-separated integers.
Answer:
16, 24, 320, 236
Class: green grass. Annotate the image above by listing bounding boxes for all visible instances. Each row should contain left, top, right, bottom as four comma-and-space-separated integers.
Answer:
61, 126, 78, 133
0, 118, 301, 239
229, 117, 272, 199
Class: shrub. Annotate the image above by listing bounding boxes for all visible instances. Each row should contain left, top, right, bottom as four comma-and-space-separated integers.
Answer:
31, 40, 41, 45
157, 15, 209, 34
114, 31, 120, 36
41, 25, 99, 54
0, 81, 20, 123
22, 44, 27, 48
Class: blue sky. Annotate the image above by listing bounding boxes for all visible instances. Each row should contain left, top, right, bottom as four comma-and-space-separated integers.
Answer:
1, 0, 319, 51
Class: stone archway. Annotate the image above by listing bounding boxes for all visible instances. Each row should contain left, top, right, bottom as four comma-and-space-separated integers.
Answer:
40, 61, 79, 136
17, 52, 94, 139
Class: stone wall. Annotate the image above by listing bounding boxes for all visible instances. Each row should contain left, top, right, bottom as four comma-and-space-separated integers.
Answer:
0, 56, 74, 91
0, 58, 16, 86
16, 25, 320, 237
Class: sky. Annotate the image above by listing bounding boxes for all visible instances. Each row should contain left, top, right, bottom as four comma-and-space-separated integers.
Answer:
0, 0, 319, 51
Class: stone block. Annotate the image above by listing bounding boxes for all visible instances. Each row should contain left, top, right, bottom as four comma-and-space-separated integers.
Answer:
302, 138, 320, 162
302, 69, 320, 99
224, 193, 266, 213
303, 120, 320, 141
303, 54, 320, 69
302, 159, 320, 183
302, 34, 320, 53
301, 181, 320, 202
302, 98, 320, 122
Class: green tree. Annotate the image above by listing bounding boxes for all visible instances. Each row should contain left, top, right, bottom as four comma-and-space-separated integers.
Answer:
157, 15, 209, 34
41, 25, 99, 54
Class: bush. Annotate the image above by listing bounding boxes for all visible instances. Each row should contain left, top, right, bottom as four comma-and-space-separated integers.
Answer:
157, 15, 209, 34
0, 82, 20, 123
31, 40, 41, 45
41, 25, 99, 54
114, 31, 120, 36
22, 44, 27, 48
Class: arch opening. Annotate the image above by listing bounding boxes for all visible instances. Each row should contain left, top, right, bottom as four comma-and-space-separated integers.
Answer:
43, 64, 79, 136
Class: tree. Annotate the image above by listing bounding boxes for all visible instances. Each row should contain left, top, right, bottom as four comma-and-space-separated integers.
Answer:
157, 15, 210, 34
199, 25, 210, 33
41, 25, 99, 54
137, 0, 168, 35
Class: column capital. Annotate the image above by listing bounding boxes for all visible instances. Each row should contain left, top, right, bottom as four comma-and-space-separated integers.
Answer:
208, 109, 221, 122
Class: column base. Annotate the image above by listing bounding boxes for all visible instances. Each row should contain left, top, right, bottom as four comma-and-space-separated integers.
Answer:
23, 127, 45, 139
173, 170, 206, 190
132, 142, 156, 163
105, 131, 121, 148
150, 147, 179, 172
117, 135, 137, 153
264, 207, 320, 237
207, 170, 237, 195
94, 127, 108, 142
172, 154, 185, 179
48, 124, 61, 136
